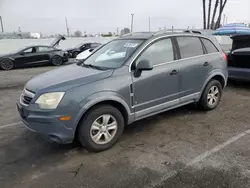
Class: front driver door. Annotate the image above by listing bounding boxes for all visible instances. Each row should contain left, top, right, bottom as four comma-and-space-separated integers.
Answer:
16, 47, 38, 65
131, 37, 181, 119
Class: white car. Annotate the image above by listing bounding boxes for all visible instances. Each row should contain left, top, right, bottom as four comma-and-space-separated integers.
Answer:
76, 49, 94, 61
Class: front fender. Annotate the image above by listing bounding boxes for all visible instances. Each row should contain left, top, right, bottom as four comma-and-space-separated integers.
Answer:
75, 91, 133, 125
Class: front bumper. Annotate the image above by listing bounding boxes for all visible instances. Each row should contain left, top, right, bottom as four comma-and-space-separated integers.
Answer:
17, 103, 75, 144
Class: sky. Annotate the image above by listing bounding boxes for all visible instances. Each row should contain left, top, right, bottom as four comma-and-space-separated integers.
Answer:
0, 0, 249, 35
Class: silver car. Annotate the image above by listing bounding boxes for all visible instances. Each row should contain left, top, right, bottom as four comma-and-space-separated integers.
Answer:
17, 31, 228, 152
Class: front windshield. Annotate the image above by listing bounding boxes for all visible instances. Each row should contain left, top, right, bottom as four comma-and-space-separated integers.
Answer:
76, 43, 84, 48
83, 39, 144, 69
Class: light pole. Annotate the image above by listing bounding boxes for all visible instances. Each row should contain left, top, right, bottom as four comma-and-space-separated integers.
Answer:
65, 17, 70, 37
131, 14, 134, 33
148, 17, 151, 32
0, 16, 4, 32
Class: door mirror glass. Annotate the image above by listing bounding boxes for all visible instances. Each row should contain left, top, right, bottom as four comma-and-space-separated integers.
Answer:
136, 59, 153, 71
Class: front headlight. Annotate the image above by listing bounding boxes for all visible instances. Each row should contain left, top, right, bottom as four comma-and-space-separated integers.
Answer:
35, 92, 65, 109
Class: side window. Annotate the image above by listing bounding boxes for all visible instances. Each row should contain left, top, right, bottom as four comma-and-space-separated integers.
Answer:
23, 48, 33, 53
137, 38, 174, 66
38, 47, 50, 52
201, 38, 219, 53
177, 37, 204, 59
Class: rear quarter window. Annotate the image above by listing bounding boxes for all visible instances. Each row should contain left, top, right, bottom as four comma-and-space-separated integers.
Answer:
176, 36, 204, 59
201, 38, 219, 53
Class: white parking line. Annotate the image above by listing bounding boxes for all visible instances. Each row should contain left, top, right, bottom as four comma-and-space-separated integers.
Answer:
149, 128, 250, 188
0, 122, 22, 129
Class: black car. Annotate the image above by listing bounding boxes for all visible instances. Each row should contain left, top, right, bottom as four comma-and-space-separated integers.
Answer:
66, 42, 101, 58
0, 35, 68, 70
227, 35, 250, 81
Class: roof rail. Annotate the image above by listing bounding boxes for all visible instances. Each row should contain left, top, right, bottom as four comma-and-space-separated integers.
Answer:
121, 32, 154, 37
154, 29, 202, 36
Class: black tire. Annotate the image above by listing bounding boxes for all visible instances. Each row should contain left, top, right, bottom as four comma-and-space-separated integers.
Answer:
77, 105, 124, 152
51, 55, 63, 66
198, 79, 222, 111
73, 52, 78, 58
0, 59, 14, 70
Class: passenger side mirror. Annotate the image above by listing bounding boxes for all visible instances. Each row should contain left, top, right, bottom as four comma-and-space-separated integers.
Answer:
136, 59, 153, 71
19, 52, 25, 55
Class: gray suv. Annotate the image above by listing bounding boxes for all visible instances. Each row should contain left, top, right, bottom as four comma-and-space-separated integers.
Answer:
17, 31, 228, 152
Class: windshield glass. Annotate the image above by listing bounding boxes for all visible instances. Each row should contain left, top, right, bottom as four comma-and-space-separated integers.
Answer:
83, 39, 144, 69
76, 43, 84, 48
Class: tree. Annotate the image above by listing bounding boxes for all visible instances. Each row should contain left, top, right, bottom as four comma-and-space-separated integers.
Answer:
207, 0, 212, 29
215, 0, 228, 29
120, 28, 131, 36
210, 0, 219, 29
74, 30, 82, 37
203, 0, 207, 29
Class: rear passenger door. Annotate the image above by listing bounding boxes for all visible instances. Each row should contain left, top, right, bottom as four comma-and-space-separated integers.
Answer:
175, 36, 212, 103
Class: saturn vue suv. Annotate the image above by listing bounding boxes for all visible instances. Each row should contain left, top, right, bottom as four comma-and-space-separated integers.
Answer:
17, 31, 228, 152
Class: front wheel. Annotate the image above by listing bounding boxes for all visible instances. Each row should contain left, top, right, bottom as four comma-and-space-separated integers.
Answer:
51, 55, 63, 66
0, 59, 14, 70
198, 80, 222, 111
77, 105, 124, 152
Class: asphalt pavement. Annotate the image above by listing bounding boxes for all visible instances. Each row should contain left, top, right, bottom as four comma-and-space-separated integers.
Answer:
0, 64, 250, 188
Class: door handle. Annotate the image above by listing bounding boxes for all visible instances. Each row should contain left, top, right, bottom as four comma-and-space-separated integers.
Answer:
170, 70, 179, 75
203, 62, 209, 66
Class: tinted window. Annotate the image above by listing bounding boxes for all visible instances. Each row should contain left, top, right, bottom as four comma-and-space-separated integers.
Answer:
23, 47, 36, 53
38, 47, 53, 52
201, 38, 219, 53
177, 37, 204, 58
91, 43, 100, 48
137, 38, 174, 66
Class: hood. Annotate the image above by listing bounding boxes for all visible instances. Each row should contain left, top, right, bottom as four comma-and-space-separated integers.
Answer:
25, 64, 113, 93
66, 48, 76, 51
50, 35, 66, 47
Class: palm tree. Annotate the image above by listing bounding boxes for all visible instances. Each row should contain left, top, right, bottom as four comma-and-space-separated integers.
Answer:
203, 0, 207, 29
215, 0, 228, 29
210, 0, 219, 29
207, 0, 212, 29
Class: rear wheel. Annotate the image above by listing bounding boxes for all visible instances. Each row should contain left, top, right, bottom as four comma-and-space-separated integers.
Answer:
0, 59, 14, 70
51, 55, 63, 66
198, 80, 222, 111
77, 105, 124, 152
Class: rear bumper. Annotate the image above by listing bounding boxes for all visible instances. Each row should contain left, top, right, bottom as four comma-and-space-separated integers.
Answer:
228, 67, 250, 81
17, 104, 75, 144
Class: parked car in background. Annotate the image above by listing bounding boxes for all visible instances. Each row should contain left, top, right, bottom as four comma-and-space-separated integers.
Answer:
66, 42, 101, 58
0, 35, 68, 70
17, 31, 228, 152
75, 48, 95, 62
227, 35, 250, 81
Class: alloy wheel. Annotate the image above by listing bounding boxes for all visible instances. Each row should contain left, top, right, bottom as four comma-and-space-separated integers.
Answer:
207, 85, 219, 106
90, 114, 118, 145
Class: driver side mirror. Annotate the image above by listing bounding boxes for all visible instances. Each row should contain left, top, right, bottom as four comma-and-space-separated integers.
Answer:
136, 59, 153, 71
19, 52, 25, 55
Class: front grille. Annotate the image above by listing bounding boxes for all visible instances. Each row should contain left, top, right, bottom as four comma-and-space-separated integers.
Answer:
20, 89, 35, 106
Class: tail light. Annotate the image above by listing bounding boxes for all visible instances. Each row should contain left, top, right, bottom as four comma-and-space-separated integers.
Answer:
222, 52, 228, 62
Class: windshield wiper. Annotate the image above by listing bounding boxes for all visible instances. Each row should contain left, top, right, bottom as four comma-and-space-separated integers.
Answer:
82, 63, 105, 70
